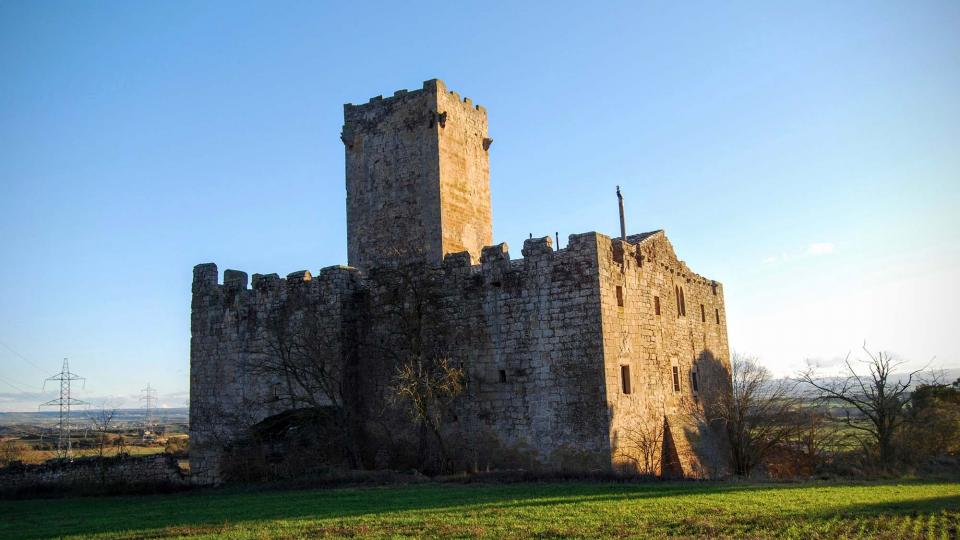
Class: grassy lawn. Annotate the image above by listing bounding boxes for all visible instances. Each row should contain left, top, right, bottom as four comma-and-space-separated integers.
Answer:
1, 479, 957, 539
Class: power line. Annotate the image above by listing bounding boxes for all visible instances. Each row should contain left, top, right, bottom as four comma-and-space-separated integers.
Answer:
0, 374, 38, 394
39, 358, 88, 459
0, 339, 50, 375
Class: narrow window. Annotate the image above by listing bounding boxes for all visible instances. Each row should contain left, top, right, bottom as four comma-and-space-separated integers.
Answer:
680, 287, 686, 316
700, 304, 706, 322
498, 369, 507, 383
675, 286, 682, 317
691, 371, 699, 393
616, 285, 624, 307
715, 308, 720, 324
620, 365, 631, 394
654, 295, 661, 316
672, 366, 681, 392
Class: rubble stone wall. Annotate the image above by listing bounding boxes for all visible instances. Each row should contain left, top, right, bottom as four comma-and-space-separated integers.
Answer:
598, 231, 731, 478
0, 455, 186, 492
190, 233, 613, 482
189, 264, 359, 485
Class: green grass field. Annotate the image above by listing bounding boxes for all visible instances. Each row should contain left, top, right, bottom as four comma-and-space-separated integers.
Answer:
1, 480, 957, 539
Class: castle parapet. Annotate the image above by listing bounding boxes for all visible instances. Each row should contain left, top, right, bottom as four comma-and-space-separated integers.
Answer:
480, 243, 510, 264
223, 269, 248, 289
344, 79, 487, 121
252, 273, 280, 290
193, 263, 218, 291
286, 270, 312, 284
443, 251, 472, 270
521, 236, 553, 258
566, 232, 602, 255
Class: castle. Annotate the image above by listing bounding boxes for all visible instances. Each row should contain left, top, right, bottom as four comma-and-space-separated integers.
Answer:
190, 79, 732, 484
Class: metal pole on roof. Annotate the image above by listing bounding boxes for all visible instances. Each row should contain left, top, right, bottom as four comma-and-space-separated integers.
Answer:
616, 186, 626, 240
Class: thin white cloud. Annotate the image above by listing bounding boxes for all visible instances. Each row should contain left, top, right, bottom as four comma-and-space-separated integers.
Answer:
763, 242, 836, 265
806, 242, 836, 256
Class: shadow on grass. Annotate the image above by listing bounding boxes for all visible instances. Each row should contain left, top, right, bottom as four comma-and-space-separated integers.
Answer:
0, 480, 956, 539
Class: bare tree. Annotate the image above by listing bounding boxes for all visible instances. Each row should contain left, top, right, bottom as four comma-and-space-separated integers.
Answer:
88, 406, 117, 459
257, 296, 364, 469
797, 344, 924, 469
372, 246, 465, 473
613, 414, 664, 476
709, 352, 799, 476
389, 356, 464, 472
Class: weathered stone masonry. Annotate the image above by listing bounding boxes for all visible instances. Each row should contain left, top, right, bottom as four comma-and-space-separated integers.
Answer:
190, 79, 732, 483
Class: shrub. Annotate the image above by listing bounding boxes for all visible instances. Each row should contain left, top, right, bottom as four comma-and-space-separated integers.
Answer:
164, 436, 189, 458
0, 440, 27, 467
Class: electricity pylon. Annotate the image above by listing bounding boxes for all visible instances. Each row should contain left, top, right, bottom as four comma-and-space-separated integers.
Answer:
140, 383, 158, 439
40, 358, 87, 459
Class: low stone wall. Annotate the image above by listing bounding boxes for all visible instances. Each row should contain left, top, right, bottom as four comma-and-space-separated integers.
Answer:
0, 454, 187, 493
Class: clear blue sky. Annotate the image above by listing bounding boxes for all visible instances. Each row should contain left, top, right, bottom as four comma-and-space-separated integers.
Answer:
1, 1, 958, 411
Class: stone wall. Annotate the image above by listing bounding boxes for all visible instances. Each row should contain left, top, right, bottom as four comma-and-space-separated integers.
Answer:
189, 263, 360, 485
597, 231, 731, 478
411, 233, 611, 470
436, 83, 493, 263
343, 79, 493, 270
190, 232, 614, 482
0, 455, 186, 493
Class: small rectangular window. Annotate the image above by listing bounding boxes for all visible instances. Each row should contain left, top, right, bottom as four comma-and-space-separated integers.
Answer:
498, 369, 507, 383
691, 371, 699, 393
620, 365, 631, 394
654, 296, 661, 316
700, 304, 706, 322
715, 308, 720, 324
616, 286, 624, 307
672, 366, 681, 392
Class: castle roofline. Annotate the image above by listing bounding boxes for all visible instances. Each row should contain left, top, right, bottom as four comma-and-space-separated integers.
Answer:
625, 230, 665, 245
343, 78, 486, 114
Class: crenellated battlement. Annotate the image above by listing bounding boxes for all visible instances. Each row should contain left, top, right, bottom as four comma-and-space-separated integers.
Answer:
439, 232, 600, 272
192, 263, 360, 294
436, 81, 487, 116
343, 79, 485, 122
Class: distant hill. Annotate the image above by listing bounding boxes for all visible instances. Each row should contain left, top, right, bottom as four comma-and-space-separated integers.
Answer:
0, 407, 188, 428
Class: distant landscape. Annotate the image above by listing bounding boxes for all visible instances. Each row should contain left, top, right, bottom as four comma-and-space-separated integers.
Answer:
0, 408, 188, 428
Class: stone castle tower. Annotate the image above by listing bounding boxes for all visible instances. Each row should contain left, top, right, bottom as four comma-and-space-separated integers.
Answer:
343, 79, 493, 269
189, 79, 732, 484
